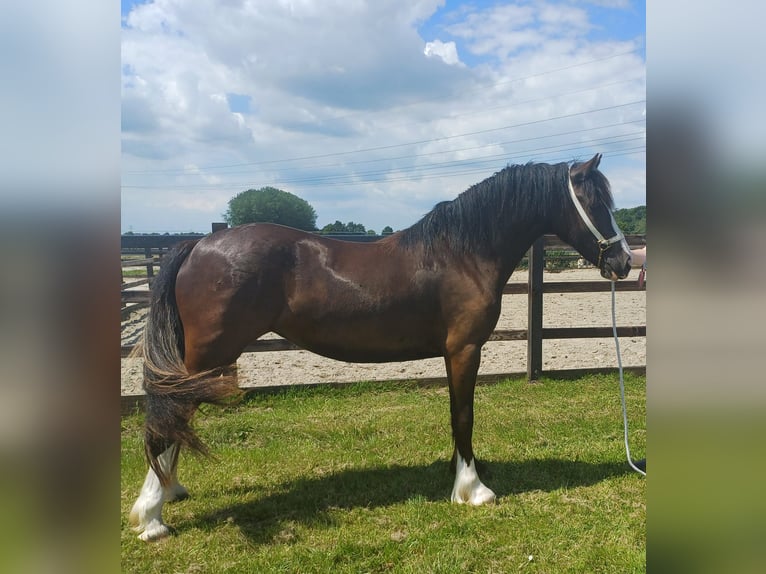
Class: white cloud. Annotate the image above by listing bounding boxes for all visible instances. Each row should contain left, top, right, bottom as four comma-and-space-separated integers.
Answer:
447, 3, 594, 59
424, 39, 463, 66
121, 0, 645, 233
183, 163, 223, 185
446, 4, 537, 56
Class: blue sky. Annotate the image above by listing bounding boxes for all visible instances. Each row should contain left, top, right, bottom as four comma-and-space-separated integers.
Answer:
121, 0, 645, 233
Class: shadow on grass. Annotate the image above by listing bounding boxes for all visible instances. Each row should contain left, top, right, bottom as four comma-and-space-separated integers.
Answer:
185, 458, 631, 545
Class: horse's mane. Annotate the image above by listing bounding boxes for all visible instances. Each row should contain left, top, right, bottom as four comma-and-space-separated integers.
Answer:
396, 161, 573, 257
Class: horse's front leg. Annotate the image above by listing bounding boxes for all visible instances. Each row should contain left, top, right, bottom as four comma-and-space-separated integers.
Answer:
445, 345, 496, 505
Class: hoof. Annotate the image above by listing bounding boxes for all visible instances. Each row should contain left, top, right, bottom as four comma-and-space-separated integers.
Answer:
138, 525, 173, 542
130, 496, 176, 542
137, 522, 174, 542
452, 482, 497, 505
470, 484, 497, 506
166, 484, 190, 503
451, 454, 497, 505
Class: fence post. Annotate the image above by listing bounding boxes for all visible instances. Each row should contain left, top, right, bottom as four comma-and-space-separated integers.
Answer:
144, 247, 154, 279
527, 237, 544, 382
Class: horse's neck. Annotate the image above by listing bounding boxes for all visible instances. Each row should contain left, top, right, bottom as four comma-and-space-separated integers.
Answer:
495, 220, 549, 283
453, 222, 547, 296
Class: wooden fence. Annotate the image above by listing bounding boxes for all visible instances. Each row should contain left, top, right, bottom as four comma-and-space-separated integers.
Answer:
122, 228, 645, 409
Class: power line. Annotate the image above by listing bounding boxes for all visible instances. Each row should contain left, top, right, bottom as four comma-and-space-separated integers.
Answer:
123, 140, 645, 191
159, 118, 646, 179
332, 74, 645, 137
233, 136, 643, 187
272, 145, 647, 188
124, 99, 645, 178
290, 146, 646, 189
123, 47, 644, 176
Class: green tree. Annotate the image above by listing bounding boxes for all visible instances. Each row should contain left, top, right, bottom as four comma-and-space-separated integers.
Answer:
614, 205, 646, 235
381, 226, 394, 235
224, 187, 317, 230
319, 220, 368, 234
320, 220, 348, 233
345, 221, 366, 234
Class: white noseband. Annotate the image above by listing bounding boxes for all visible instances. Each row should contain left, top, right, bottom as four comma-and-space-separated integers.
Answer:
567, 177, 624, 265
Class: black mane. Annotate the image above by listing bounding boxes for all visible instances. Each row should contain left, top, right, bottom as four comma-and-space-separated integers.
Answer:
398, 161, 571, 257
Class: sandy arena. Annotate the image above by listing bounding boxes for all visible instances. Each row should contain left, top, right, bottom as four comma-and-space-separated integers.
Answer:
121, 267, 645, 396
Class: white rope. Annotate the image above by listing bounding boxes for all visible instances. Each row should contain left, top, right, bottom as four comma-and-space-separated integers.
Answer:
612, 280, 646, 476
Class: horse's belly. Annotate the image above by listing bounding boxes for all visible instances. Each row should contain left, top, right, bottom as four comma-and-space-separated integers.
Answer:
275, 272, 444, 361
301, 343, 440, 363
275, 322, 442, 363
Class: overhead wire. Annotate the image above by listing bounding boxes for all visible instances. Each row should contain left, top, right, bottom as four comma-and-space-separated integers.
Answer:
124, 49, 644, 176
122, 127, 645, 190
124, 99, 644, 177
122, 47, 645, 196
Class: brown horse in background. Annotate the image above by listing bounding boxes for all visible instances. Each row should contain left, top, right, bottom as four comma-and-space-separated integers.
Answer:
130, 153, 631, 540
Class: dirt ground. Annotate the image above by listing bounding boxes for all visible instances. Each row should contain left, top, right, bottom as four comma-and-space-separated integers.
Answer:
121, 267, 645, 395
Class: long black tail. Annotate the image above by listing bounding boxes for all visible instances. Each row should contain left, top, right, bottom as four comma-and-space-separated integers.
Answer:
134, 240, 240, 485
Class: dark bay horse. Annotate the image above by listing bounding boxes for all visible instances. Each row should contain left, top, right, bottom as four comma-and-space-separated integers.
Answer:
130, 153, 631, 541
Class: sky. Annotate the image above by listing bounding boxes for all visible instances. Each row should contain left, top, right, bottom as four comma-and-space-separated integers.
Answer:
121, 0, 645, 234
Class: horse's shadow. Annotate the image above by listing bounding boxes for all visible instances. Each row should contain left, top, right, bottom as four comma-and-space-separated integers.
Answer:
185, 458, 630, 544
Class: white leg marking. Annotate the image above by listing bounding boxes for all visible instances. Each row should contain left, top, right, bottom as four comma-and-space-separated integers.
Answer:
451, 453, 496, 505
129, 445, 183, 541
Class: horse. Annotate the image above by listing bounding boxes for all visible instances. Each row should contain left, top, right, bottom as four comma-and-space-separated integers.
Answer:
129, 153, 631, 541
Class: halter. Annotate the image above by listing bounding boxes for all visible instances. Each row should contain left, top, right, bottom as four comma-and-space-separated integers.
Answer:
567, 176, 624, 268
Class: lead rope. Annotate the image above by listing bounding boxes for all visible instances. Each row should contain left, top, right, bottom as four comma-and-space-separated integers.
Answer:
612, 279, 646, 476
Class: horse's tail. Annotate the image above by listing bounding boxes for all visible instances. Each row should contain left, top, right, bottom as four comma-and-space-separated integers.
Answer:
133, 239, 240, 485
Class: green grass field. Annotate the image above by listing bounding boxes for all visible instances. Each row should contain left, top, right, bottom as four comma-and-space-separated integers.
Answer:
121, 374, 646, 573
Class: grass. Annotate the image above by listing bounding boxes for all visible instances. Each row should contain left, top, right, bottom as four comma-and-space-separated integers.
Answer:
121, 374, 646, 573
122, 269, 149, 278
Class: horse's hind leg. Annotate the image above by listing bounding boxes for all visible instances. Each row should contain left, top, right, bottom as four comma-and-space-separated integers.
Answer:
129, 442, 184, 541
163, 442, 189, 502
445, 345, 496, 505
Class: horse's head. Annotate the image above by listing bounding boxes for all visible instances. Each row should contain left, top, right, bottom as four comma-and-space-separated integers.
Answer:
559, 154, 631, 281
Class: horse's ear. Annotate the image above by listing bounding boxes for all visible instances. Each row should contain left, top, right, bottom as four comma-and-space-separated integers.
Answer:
570, 153, 602, 182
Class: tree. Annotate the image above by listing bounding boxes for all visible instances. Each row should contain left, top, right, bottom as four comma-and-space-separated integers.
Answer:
381, 226, 394, 235
224, 187, 317, 230
345, 221, 366, 234
613, 205, 646, 235
319, 220, 367, 234
320, 220, 348, 234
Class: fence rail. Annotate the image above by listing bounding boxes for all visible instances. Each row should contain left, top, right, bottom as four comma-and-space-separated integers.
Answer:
121, 227, 645, 398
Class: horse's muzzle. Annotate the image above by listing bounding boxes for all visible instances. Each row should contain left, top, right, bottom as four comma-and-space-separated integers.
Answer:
601, 256, 631, 281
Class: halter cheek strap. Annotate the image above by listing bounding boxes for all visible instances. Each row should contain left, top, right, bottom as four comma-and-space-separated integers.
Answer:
567, 177, 624, 267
